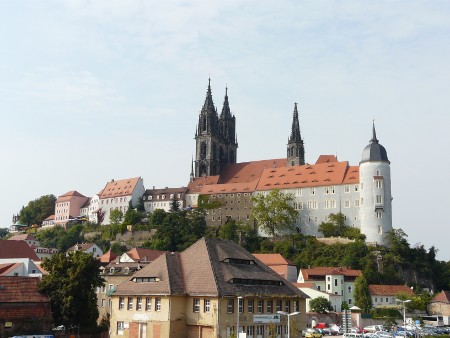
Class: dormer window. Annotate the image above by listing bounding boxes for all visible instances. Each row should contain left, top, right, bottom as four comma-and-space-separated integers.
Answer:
124, 267, 129, 274
223, 258, 255, 265
134, 277, 160, 283
110, 267, 115, 274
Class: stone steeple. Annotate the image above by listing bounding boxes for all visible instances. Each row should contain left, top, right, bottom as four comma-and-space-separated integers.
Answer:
287, 102, 305, 166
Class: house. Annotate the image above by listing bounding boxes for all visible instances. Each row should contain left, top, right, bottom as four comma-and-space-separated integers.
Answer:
0, 240, 40, 261
294, 282, 343, 312
0, 258, 42, 277
0, 276, 52, 337
7, 234, 59, 260
41, 214, 55, 228
119, 248, 166, 263
297, 266, 362, 306
428, 291, 450, 316
368, 284, 415, 308
253, 253, 298, 282
67, 243, 103, 258
98, 177, 145, 225
109, 237, 308, 338
143, 186, 188, 212
54, 190, 89, 226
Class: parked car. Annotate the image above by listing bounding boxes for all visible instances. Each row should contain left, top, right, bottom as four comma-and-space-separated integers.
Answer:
305, 328, 324, 338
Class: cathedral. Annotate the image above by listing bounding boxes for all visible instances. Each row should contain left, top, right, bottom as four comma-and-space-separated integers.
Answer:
187, 79, 393, 245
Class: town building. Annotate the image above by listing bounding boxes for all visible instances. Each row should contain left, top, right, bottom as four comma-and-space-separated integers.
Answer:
187, 80, 393, 245
368, 284, 415, 308
428, 291, 450, 316
7, 234, 59, 260
98, 177, 145, 225
0, 276, 52, 337
143, 187, 188, 213
66, 242, 103, 258
54, 190, 89, 226
253, 253, 298, 283
294, 283, 342, 312
297, 266, 362, 307
109, 237, 307, 338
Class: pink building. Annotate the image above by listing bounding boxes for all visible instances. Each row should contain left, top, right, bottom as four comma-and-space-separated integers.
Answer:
54, 190, 89, 226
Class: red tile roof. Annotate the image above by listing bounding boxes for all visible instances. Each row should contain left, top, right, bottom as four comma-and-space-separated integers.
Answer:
315, 155, 338, 164
99, 249, 117, 263
7, 234, 38, 242
431, 290, 450, 304
252, 253, 295, 266
0, 240, 40, 261
56, 190, 87, 203
368, 284, 415, 296
187, 176, 220, 194
126, 248, 166, 262
218, 159, 288, 184
99, 177, 141, 199
0, 276, 49, 302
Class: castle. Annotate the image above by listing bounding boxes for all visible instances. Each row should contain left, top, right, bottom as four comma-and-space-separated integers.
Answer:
187, 79, 393, 245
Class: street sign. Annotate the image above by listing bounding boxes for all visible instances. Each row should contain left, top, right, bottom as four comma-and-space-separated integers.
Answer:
253, 314, 281, 324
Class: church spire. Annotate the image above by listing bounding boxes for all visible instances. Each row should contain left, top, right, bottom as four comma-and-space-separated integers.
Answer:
371, 119, 379, 143
220, 86, 231, 118
287, 102, 305, 166
202, 77, 216, 112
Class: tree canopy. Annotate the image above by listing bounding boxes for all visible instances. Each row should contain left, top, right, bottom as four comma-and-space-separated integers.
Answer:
39, 251, 105, 329
19, 194, 56, 225
251, 189, 298, 237
318, 213, 365, 240
309, 296, 333, 313
354, 275, 372, 313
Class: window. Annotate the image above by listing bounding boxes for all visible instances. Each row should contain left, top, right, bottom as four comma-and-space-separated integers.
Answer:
344, 199, 350, 208
354, 185, 359, 192
119, 297, 125, 310
117, 321, 124, 334
257, 300, 263, 313
361, 197, 364, 205
331, 200, 336, 208
386, 297, 389, 302
348, 286, 352, 293
348, 299, 352, 304
276, 300, 282, 312
377, 212, 383, 219
239, 298, 243, 313
193, 298, 200, 312
146, 298, 152, 311
378, 225, 383, 234
376, 195, 382, 204
376, 180, 383, 188
294, 300, 299, 312
247, 326, 254, 335
227, 299, 234, 313
310, 187, 315, 195
257, 326, 264, 335
137, 297, 142, 310
127, 297, 133, 310
355, 199, 360, 207
375, 297, 378, 302
155, 298, 161, 311
334, 278, 338, 286
284, 300, 290, 313
102, 298, 105, 307
247, 299, 254, 313
328, 284, 331, 290
267, 300, 273, 313
204, 299, 211, 313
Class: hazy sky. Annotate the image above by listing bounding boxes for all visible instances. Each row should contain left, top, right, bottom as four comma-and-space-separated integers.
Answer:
1, 1, 449, 260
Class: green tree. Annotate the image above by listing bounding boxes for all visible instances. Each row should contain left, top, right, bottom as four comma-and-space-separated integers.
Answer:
218, 218, 240, 242
319, 213, 365, 240
19, 194, 56, 225
309, 296, 333, 313
39, 251, 105, 330
109, 209, 124, 226
354, 275, 372, 313
110, 242, 128, 255
251, 189, 298, 237
136, 196, 145, 212
0, 228, 9, 239
169, 197, 180, 212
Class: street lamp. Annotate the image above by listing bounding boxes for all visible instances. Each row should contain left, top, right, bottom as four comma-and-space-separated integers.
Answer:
396, 299, 411, 328
277, 311, 301, 338
236, 296, 243, 337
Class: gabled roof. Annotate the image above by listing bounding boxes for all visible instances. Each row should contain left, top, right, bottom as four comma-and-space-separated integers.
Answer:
300, 266, 362, 280
0, 276, 49, 302
115, 237, 308, 299
43, 215, 55, 221
200, 181, 258, 195
56, 190, 87, 203
0, 262, 22, 275
186, 176, 220, 194
99, 249, 117, 264
430, 290, 450, 304
315, 155, 338, 164
252, 253, 295, 266
0, 240, 40, 261
368, 284, 415, 297
218, 159, 288, 184
126, 248, 166, 262
7, 234, 38, 242
67, 243, 96, 252
99, 177, 141, 199
144, 187, 188, 198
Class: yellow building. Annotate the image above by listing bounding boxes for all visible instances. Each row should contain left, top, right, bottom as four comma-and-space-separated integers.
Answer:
110, 237, 307, 338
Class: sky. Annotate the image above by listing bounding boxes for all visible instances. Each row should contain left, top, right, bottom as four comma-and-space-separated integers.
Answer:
1, 1, 449, 260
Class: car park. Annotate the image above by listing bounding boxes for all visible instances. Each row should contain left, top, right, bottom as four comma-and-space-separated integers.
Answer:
305, 328, 324, 338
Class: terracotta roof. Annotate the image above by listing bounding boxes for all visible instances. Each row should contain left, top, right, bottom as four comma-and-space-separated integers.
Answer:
186, 176, 220, 194
126, 248, 166, 262
99, 249, 117, 263
200, 181, 258, 195
0, 276, 49, 302
67, 243, 95, 252
218, 159, 288, 184
342, 166, 360, 184
315, 155, 338, 164
0, 263, 22, 275
144, 187, 188, 199
257, 160, 354, 191
368, 284, 415, 297
293, 282, 316, 288
116, 237, 308, 299
7, 234, 38, 242
56, 190, 87, 203
43, 215, 55, 221
81, 197, 92, 208
430, 290, 450, 304
252, 253, 295, 266
0, 240, 40, 261
300, 267, 362, 280
99, 177, 141, 199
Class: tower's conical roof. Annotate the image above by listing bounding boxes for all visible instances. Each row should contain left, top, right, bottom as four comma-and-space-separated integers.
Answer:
361, 121, 389, 164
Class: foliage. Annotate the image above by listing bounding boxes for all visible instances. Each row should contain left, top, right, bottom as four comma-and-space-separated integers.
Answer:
218, 218, 240, 242
341, 301, 350, 310
318, 213, 365, 240
169, 197, 180, 212
150, 209, 167, 227
39, 251, 105, 329
123, 201, 145, 226
268, 323, 278, 338
0, 228, 9, 239
136, 197, 145, 212
198, 195, 225, 210
19, 194, 56, 226
309, 296, 334, 313
370, 307, 401, 319
34, 224, 84, 251
109, 209, 124, 226
110, 242, 128, 255
354, 276, 373, 313
251, 189, 298, 237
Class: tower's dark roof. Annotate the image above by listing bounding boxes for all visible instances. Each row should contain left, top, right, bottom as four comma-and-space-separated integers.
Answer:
289, 102, 302, 143
360, 122, 389, 164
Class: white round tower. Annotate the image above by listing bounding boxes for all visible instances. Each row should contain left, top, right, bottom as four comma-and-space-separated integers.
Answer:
359, 122, 393, 245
